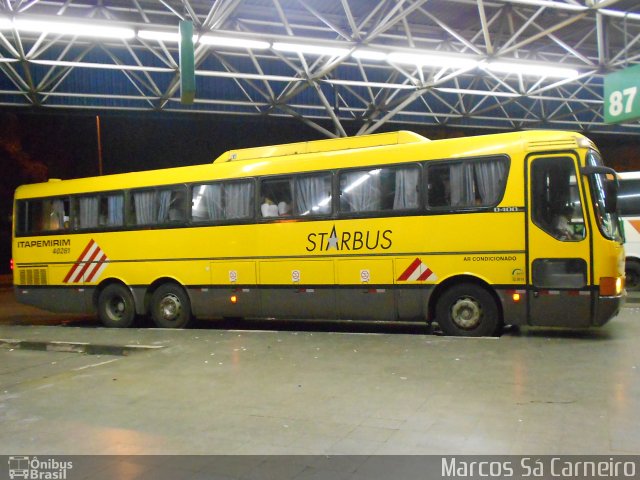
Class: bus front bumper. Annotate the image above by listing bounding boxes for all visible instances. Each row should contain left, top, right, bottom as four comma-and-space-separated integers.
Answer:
594, 292, 626, 326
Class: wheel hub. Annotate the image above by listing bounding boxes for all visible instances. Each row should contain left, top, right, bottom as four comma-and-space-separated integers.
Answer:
450, 297, 482, 330
159, 294, 181, 321
108, 297, 125, 320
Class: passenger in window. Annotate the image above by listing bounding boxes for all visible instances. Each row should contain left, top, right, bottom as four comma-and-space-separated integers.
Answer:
277, 201, 291, 216
429, 177, 450, 207
553, 206, 578, 241
49, 200, 66, 230
168, 193, 185, 221
98, 199, 109, 226
261, 197, 278, 217
443, 178, 451, 204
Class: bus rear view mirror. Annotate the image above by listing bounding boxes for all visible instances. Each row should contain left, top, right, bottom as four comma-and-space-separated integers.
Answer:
580, 165, 618, 213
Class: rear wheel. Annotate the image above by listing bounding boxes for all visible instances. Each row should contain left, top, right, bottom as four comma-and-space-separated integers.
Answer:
150, 283, 193, 329
436, 283, 501, 337
625, 260, 640, 292
97, 283, 136, 328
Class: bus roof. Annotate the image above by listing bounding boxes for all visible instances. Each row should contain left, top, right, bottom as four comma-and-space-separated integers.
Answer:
14, 129, 592, 199
213, 130, 428, 163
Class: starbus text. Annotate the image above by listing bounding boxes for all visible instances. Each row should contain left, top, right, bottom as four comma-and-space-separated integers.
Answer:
306, 227, 392, 252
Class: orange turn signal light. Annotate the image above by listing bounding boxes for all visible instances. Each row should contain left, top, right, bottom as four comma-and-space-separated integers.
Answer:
230, 295, 238, 304
599, 277, 623, 296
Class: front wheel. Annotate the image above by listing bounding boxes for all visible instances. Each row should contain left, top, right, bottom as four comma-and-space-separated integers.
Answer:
435, 283, 501, 337
150, 283, 193, 329
97, 283, 136, 328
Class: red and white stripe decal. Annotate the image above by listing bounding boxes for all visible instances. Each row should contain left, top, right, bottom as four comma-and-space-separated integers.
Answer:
397, 258, 437, 282
63, 239, 109, 284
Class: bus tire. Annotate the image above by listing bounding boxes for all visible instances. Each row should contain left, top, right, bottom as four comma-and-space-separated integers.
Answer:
435, 283, 500, 337
626, 260, 640, 292
150, 283, 193, 329
97, 283, 136, 328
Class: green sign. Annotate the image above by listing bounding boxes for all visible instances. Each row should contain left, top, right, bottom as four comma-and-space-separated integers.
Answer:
604, 64, 640, 124
179, 20, 195, 105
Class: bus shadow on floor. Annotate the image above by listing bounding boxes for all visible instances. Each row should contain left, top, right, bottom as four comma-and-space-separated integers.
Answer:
190, 317, 435, 336
505, 324, 615, 340
6, 315, 615, 340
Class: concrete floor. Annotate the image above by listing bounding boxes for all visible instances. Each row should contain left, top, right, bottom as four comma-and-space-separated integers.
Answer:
2, 321, 638, 455
1, 287, 639, 476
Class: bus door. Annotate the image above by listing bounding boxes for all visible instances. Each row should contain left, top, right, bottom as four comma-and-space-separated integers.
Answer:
527, 154, 592, 327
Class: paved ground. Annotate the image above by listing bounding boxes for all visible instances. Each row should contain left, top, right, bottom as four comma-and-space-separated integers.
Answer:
1, 284, 639, 460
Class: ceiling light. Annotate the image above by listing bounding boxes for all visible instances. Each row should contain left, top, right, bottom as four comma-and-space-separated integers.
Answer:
272, 42, 349, 57
352, 49, 388, 61
138, 30, 181, 42
0, 16, 11, 29
485, 61, 579, 78
199, 35, 269, 50
14, 18, 135, 39
387, 52, 478, 69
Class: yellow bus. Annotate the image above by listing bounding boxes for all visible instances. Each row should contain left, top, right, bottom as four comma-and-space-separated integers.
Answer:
12, 130, 625, 336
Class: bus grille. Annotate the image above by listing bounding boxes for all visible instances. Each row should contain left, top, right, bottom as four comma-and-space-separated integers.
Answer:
19, 268, 48, 286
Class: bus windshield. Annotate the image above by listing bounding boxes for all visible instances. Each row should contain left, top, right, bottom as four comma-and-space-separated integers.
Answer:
586, 150, 623, 243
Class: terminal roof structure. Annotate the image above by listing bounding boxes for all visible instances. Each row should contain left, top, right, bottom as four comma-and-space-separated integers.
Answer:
1, 0, 639, 136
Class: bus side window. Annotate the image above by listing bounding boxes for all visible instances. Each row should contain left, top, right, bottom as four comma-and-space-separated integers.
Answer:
167, 188, 187, 222
99, 193, 124, 227
130, 186, 186, 226
17, 197, 70, 234
74, 196, 99, 229
294, 174, 332, 216
225, 180, 254, 219
339, 168, 382, 213
427, 158, 507, 209
427, 164, 452, 208
392, 166, 420, 210
261, 178, 292, 217
68, 193, 123, 231
192, 184, 222, 222
131, 190, 157, 225
192, 181, 254, 222
340, 165, 421, 213
16, 200, 45, 234
46, 198, 69, 231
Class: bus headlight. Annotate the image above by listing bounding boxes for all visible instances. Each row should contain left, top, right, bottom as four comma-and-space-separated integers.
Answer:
599, 276, 624, 296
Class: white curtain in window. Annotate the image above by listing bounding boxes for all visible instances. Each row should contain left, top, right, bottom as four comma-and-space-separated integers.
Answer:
134, 191, 156, 225
79, 197, 99, 228
225, 182, 253, 219
204, 184, 224, 220
450, 164, 474, 206
342, 171, 381, 212
157, 190, 172, 222
474, 161, 506, 204
393, 168, 419, 210
295, 176, 331, 215
107, 195, 124, 226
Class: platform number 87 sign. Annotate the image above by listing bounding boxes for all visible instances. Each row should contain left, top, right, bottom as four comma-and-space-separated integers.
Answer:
604, 64, 640, 124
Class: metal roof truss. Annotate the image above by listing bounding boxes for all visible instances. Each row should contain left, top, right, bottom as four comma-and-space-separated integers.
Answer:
0, 0, 639, 136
